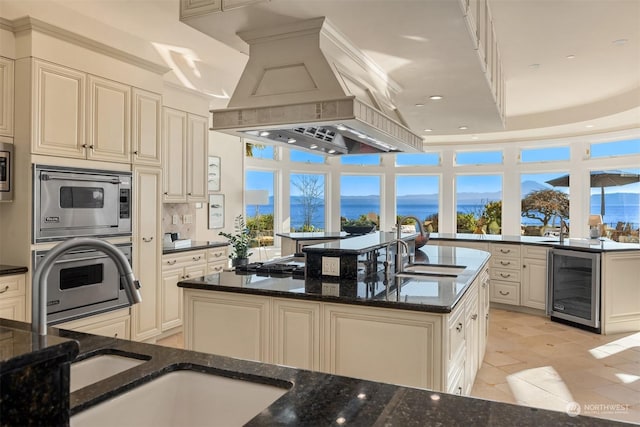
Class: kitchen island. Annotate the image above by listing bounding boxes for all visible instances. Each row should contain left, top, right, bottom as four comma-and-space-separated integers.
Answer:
0, 318, 622, 426
178, 244, 492, 395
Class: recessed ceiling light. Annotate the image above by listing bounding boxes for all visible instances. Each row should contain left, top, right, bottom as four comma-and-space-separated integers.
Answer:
585, 124, 594, 128
471, 135, 479, 140
336, 124, 347, 131
287, 138, 296, 144
328, 149, 336, 154
459, 126, 468, 130
566, 54, 576, 59
259, 131, 270, 137
423, 128, 433, 132
612, 38, 628, 46
415, 103, 425, 107
309, 144, 318, 149
429, 95, 443, 100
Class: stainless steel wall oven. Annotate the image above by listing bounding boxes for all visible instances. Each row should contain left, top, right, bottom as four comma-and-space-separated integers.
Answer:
33, 164, 132, 242
547, 248, 601, 332
33, 242, 133, 325
0, 142, 12, 202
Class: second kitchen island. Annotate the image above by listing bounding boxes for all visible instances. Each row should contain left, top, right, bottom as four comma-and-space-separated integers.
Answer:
178, 244, 491, 396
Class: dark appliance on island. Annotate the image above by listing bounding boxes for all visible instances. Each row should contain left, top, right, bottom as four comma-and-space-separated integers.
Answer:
547, 248, 601, 333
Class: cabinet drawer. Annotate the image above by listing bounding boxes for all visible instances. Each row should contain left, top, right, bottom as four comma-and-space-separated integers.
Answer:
207, 247, 227, 263
522, 245, 548, 259
491, 244, 521, 258
490, 280, 520, 305
208, 262, 226, 275
162, 250, 206, 269
0, 274, 26, 299
490, 257, 520, 270
490, 268, 521, 283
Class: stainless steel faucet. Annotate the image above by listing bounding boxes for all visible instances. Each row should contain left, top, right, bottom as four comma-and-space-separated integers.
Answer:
559, 218, 569, 244
396, 216, 423, 272
32, 237, 142, 336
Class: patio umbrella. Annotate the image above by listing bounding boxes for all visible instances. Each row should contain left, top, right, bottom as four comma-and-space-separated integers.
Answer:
545, 170, 640, 216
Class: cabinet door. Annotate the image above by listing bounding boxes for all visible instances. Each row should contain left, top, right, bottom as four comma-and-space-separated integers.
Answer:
162, 107, 187, 202
272, 299, 321, 370
161, 266, 184, 331
323, 304, 441, 390
132, 88, 162, 166
0, 57, 14, 137
131, 166, 162, 341
521, 257, 547, 310
185, 290, 270, 362
32, 59, 86, 158
464, 288, 479, 395
87, 75, 131, 163
0, 274, 26, 321
0, 297, 25, 321
186, 114, 208, 202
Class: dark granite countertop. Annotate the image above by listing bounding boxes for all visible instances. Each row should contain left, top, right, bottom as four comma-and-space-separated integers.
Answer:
179, 245, 491, 313
0, 318, 626, 426
276, 231, 349, 240
162, 240, 228, 255
429, 233, 640, 252
0, 265, 28, 276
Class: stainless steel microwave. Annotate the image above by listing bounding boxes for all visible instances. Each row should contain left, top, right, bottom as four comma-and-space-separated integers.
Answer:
0, 142, 12, 202
33, 165, 132, 242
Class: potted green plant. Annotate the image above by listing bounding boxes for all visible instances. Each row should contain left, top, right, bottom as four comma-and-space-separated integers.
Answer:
219, 215, 253, 267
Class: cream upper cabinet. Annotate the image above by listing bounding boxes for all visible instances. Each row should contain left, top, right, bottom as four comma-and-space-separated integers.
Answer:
0, 57, 14, 137
162, 107, 187, 202
31, 59, 86, 158
86, 75, 131, 163
131, 88, 162, 166
186, 114, 208, 202
131, 166, 162, 341
162, 107, 207, 203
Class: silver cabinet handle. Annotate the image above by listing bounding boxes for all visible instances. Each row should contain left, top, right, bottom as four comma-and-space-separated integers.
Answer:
0, 285, 9, 294
500, 261, 511, 266
143, 237, 153, 242
471, 314, 478, 320
500, 273, 511, 278
213, 252, 222, 257
499, 290, 510, 296
167, 259, 177, 265
456, 322, 463, 332
192, 256, 202, 261
500, 249, 510, 254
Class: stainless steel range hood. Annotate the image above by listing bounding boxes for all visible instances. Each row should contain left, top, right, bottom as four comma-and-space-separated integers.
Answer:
211, 17, 423, 155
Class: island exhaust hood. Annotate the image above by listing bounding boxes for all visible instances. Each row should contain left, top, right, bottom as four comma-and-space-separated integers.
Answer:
211, 17, 423, 155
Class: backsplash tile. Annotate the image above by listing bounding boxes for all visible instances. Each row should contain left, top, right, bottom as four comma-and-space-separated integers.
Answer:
162, 204, 196, 239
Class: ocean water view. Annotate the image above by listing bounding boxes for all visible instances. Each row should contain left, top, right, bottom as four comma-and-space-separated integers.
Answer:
248, 197, 640, 231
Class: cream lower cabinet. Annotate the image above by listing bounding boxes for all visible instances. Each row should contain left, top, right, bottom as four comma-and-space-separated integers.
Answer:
601, 251, 640, 335
521, 246, 548, 310
185, 291, 271, 362
56, 308, 130, 339
161, 250, 207, 331
184, 270, 487, 394
0, 274, 26, 321
131, 166, 162, 341
207, 246, 228, 274
478, 266, 491, 362
272, 299, 321, 370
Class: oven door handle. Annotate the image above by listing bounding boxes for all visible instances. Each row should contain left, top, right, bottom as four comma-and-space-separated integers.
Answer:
47, 254, 110, 264
42, 173, 121, 185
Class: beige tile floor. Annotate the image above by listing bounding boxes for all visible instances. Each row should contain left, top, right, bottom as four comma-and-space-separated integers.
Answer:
471, 308, 640, 424
157, 309, 640, 424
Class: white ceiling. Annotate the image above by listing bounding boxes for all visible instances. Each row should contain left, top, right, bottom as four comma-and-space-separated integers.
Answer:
2, 0, 639, 145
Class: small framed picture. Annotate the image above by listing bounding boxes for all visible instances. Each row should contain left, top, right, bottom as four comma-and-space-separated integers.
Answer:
208, 156, 221, 192
208, 194, 224, 229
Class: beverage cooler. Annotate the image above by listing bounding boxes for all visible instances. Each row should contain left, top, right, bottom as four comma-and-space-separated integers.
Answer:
547, 248, 601, 332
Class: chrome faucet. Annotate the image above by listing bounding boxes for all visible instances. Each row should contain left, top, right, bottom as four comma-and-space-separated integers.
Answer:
32, 237, 142, 336
559, 218, 569, 244
396, 216, 424, 272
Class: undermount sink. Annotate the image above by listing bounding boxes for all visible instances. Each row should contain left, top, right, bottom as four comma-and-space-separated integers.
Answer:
70, 369, 290, 427
70, 354, 147, 393
401, 264, 467, 277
